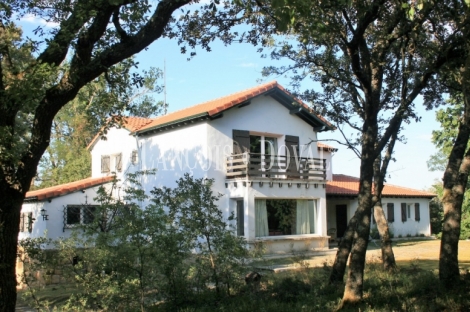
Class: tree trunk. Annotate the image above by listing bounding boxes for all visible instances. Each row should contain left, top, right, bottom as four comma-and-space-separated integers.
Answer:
373, 152, 397, 271
0, 192, 23, 312
340, 121, 376, 305
329, 215, 357, 284
373, 204, 396, 270
439, 54, 470, 285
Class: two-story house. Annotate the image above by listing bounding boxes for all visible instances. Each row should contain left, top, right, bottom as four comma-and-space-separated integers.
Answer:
20, 81, 435, 255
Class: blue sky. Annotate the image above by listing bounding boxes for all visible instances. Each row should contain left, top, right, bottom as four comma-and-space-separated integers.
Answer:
18, 12, 443, 191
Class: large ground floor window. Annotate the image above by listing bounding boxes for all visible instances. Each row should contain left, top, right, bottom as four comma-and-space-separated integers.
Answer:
255, 199, 317, 237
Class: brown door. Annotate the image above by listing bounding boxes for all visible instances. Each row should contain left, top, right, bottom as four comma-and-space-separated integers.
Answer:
336, 205, 348, 238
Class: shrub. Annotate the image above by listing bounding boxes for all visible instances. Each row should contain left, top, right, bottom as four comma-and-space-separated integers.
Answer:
20, 172, 248, 310
370, 226, 380, 239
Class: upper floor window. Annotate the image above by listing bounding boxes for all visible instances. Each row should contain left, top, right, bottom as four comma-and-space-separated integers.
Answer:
250, 135, 278, 156
101, 153, 122, 173
131, 150, 138, 165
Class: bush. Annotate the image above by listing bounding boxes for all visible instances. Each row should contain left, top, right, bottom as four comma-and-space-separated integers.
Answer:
370, 226, 380, 239
20, 172, 248, 310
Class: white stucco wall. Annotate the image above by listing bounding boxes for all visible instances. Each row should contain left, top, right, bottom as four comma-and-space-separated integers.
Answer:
207, 95, 328, 191
19, 184, 114, 243
381, 198, 431, 237
90, 127, 139, 180
318, 149, 334, 181
326, 197, 431, 238
326, 198, 358, 235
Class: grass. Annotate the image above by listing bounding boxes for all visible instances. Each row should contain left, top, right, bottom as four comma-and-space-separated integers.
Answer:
18, 239, 470, 311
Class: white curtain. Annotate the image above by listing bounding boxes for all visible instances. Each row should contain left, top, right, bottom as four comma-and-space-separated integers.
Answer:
309, 200, 316, 234
296, 200, 317, 234
255, 199, 269, 237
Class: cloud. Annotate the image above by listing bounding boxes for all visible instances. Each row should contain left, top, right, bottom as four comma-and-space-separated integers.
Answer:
239, 62, 257, 68
20, 14, 59, 28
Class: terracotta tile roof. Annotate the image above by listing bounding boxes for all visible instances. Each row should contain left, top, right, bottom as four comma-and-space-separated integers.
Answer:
317, 142, 338, 152
326, 174, 436, 198
25, 176, 115, 201
87, 117, 153, 150
123, 116, 154, 132
136, 81, 333, 133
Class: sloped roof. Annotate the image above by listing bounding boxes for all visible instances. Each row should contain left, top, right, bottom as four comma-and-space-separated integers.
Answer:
25, 176, 115, 201
136, 81, 334, 134
326, 174, 435, 198
317, 142, 338, 152
123, 116, 154, 132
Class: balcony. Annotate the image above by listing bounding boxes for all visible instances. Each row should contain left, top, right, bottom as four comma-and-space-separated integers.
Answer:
226, 153, 326, 182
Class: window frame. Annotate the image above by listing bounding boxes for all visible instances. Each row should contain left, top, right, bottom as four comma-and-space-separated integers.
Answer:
101, 153, 122, 173
255, 198, 318, 238
64, 205, 99, 231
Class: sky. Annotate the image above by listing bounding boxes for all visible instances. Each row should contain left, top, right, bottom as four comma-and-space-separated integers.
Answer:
18, 11, 444, 192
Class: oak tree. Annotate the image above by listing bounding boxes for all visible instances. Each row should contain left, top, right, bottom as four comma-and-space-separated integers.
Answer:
235, 0, 463, 304
0, 1, 223, 310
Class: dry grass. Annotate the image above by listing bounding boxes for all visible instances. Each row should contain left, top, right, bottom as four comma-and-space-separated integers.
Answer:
253, 239, 470, 271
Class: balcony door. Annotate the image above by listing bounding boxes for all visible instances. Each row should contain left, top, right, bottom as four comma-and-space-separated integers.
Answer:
250, 135, 277, 174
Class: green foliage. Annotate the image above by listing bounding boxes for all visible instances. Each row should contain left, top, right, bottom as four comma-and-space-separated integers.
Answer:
35, 65, 165, 189
429, 183, 444, 234
152, 173, 249, 296
20, 172, 248, 310
370, 226, 380, 239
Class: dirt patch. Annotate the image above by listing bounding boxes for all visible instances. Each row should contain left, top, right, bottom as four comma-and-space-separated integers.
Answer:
300, 239, 470, 270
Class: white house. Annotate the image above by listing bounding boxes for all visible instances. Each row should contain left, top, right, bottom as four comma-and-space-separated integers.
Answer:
20, 81, 435, 255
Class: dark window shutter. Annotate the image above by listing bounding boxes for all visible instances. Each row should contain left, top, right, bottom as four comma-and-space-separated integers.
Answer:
233, 130, 250, 154
285, 135, 300, 157
20, 213, 25, 232
115, 154, 122, 172
387, 203, 395, 222
27, 212, 33, 233
415, 203, 420, 221
285, 135, 300, 176
401, 203, 407, 222
237, 200, 244, 236
101, 156, 110, 173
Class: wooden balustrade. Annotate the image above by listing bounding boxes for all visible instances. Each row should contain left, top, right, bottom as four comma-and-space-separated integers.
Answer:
226, 153, 326, 181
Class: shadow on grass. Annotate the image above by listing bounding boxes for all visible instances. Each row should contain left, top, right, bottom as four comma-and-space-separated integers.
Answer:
18, 263, 470, 312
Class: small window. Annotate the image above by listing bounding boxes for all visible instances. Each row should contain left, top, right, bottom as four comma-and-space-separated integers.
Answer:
101, 154, 122, 173
64, 205, 98, 228
83, 206, 96, 224
19, 212, 34, 233
66, 206, 81, 225
401, 203, 407, 222
131, 150, 138, 164
115, 154, 122, 172
101, 156, 110, 173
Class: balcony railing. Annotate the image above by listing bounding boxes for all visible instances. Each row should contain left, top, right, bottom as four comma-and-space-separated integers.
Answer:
226, 153, 326, 181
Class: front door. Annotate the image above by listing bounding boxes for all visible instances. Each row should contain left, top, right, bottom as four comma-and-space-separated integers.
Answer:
336, 205, 348, 238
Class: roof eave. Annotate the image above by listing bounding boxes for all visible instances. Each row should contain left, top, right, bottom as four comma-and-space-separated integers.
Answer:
135, 112, 210, 136
269, 89, 334, 131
